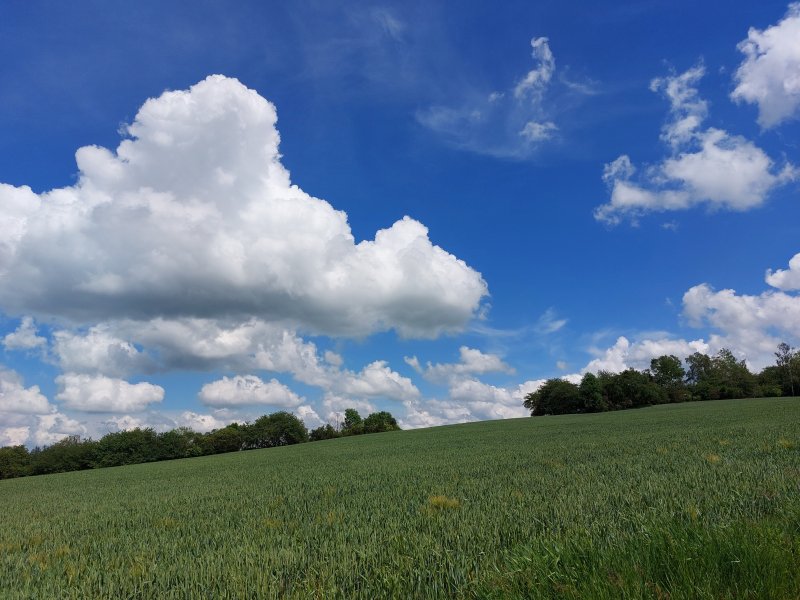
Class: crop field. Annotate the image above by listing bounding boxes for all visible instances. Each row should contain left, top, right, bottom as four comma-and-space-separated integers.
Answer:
0, 398, 798, 599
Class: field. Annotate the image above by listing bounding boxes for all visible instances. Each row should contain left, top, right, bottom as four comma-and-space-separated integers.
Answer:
1, 398, 798, 599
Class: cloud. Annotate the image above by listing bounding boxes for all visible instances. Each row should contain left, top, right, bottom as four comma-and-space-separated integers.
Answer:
417, 37, 590, 158
198, 375, 304, 408
581, 335, 710, 374
295, 404, 324, 429
56, 373, 164, 413
2, 316, 46, 351
514, 37, 556, 99
0, 426, 29, 446
596, 65, 795, 224
53, 326, 152, 377
535, 308, 567, 334
405, 346, 513, 385
0, 367, 51, 414
682, 282, 800, 369
0, 75, 487, 338
32, 413, 86, 446
732, 3, 800, 127
766, 252, 800, 290
174, 411, 229, 433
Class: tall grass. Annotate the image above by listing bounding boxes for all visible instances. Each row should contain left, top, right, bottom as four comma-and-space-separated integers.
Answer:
1, 398, 798, 598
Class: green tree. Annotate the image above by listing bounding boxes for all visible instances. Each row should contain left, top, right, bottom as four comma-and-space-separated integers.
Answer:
202, 424, 246, 454
362, 411, 401, 434
250, 412, 309, 448
775, 342, 797, 397
310, 424, 341, 441
649, 355, 688, 402
579, 373, 606, 412
0, 445, 31, 479
342, 409, 364, 435
524, 379, 582, 416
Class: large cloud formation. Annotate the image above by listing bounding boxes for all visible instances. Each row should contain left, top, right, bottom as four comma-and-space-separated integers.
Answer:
732, 3, 800, 127
0, 75, 487, 338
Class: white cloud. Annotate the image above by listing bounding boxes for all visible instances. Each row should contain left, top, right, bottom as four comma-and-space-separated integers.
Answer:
56, 373, 164, 413
53, 326, 151, 377
0, 75, 487, 339
514, 37, 555, 99
32, 413, 86, 446
417, 37, 586, 158
338, 360, 420, 402
682, 282, 800, 369
766, 252, 800, 290
535, 308, 567, 334
296, 404, 324, 429
732, 3, 800, 127
0, 426, 30, 446
198, 375, 304, 408
406, 346, 513, 384
2, 316, 46, 351
0, 367, 51, 414
321, 393, 375, 426
596, 66, 795, 224
175, 411, 229, 433
520, 121, 558, 142
581, 335, 710, 375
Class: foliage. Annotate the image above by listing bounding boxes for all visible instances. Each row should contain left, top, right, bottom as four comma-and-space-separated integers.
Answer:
309, 424, 341, 442
0, 398, 797, 598
526, 344, 796, 417
341, 408, 364, 436
0, 446, 30, 479
362, 411, 400, 434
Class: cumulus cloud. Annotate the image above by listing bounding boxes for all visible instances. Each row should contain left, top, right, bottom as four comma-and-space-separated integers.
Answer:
0, 367, 51, 414
2, 316, 46, 351
766, 252, 800, 290
32, 413, 86, 446
581, 335, 710, 375
198, 375, 304, 408
405, 346, 513, 384
0, 426, 30, 446
0, 75, 486, 338
682, 282, 800, 368
175, 411, 229, 433
732, 3, 800, 127
56, 374, 164, 413
295, 404, 324, 429
53, 326, 151, 377
596, 65, 795, 224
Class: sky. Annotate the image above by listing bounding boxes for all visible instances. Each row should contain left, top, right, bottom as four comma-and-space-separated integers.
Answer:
1, 0, 799, 446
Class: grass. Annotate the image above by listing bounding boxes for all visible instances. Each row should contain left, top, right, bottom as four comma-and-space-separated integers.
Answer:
0, 398, 798, 598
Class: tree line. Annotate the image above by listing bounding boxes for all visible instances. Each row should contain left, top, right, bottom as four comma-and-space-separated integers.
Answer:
0, 408, 399, 480
524, 343, 800, 417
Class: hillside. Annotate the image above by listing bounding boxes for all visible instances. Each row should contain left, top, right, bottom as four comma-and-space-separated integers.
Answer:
1, 398, 798, 599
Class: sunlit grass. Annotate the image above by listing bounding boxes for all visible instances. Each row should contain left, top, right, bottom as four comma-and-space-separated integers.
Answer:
0, 397, 798, 598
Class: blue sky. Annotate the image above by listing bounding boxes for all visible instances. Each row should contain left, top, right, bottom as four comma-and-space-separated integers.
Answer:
1, 1, 799, 445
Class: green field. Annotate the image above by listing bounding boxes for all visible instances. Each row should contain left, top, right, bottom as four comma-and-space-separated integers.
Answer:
1, 398, 798, 599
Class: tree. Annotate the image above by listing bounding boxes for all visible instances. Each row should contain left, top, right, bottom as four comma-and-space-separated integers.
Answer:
362, 411, 401, 434
685, 352, 717, 400
342, 409, 364, 435
524, 379, 582, 416
776, 342, 796, 397
649, 355, 687, 402
0, 446, 31, 479
579, 373, 606, 412
712, 349, 756, 399
245, 412, 308, 448
310, 424, 341, 442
